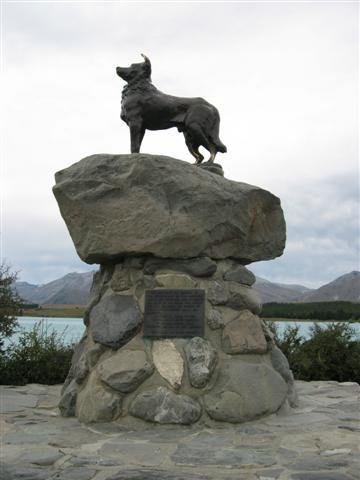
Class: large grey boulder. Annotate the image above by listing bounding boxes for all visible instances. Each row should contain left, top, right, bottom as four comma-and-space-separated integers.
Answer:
53, 154, 285, 264
204, 360, 287, 422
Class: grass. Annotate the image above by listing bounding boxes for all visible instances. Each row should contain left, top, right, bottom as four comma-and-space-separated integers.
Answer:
21, 304, 85, 318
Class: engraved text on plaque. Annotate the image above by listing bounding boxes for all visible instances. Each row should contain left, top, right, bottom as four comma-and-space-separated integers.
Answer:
144, 289, 205, 338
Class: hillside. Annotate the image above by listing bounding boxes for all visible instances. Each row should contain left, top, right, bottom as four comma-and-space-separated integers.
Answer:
299, 271, 360, 303
253, 277, 312, 303
14, 270, 359, 305
14, 272, 94, 305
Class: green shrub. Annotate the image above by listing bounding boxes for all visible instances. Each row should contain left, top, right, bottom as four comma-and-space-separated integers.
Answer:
271, 322, 360, 383
0, 320, 74, 385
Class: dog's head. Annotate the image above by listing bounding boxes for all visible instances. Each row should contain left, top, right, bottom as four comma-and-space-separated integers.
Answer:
116, 54, 151, 83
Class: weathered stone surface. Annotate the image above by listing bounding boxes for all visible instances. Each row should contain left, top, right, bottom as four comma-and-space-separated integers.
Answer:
98, 350, 154, 393
85, 343, 105, 369
227, 283, 262, 314
110, 264, 132, 291
76, 372, 122, 423
144, 257, 217, 277
290, 474, 352, 480
53, 154, 285, 263
206, 308, 223, 330
61, 336, 87, 393
204, 361, 287, 422
198, 161, 224, 177
0, 388, 38, 413
171, 443, 275, 467
51, 467, 96, 480
129, 386, 201, 424
207, 281, 228, 305
4, 382, 360, 479
90, 293, 142, 349
224, 265, 256, 285
270, 344, 294, 383
107, 469, 210, 479
84, 266, 114, 326
17, 447, 63, 466
184, 337, 217, 388
155, 273, 197, 289
269, 344, 298, 407
222, 310, 267, 354
58, 379, 78, 417
152, 340, 184, 389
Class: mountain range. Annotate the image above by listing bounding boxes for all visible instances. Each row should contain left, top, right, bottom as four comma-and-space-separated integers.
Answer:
14, 270, 360, 306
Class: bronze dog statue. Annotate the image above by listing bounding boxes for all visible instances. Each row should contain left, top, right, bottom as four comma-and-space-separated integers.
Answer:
116, 55, 227, 163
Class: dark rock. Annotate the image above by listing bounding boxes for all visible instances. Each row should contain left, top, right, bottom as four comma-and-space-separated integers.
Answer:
53, 154, 286, 264
204, 360, 287, 422
223, 265, 256, 285
184, 337, 217, 388
90, 293, 142, 348
58, 379, 78, 417
144, 257, 217, 277
129, 386, 201, 424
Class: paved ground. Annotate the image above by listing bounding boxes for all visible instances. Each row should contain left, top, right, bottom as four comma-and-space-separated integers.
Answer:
0, 381, 359, 480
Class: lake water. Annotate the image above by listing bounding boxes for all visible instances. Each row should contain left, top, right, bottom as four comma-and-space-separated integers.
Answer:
7, 317, 360, 346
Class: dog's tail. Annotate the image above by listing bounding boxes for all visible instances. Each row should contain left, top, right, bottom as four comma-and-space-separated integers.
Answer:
210, 117, 227, 153
214, 138, 227, 153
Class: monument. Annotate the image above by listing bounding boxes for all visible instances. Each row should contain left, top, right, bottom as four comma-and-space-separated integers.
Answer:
53, 57, 297, 425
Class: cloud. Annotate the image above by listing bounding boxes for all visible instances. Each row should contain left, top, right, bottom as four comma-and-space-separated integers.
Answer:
2, 2, 358, 286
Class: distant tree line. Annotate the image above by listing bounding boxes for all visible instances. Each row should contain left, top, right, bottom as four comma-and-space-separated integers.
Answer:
262, 301, 360, 321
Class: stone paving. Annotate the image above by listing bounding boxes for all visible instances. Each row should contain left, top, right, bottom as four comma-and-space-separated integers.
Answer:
0, 381, 359, 480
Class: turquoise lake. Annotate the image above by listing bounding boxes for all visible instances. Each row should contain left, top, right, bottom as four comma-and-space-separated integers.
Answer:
7, 316, 360, 345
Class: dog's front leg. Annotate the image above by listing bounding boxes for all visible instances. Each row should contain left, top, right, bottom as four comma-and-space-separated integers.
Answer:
130, 124, 145, 153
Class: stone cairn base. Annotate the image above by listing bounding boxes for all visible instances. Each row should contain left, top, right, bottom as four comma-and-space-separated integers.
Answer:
59, 257, 297, 424
54, 153, 297, 425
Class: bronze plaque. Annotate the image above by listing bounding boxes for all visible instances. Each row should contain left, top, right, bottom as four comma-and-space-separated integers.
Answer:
144, 289, 205, 338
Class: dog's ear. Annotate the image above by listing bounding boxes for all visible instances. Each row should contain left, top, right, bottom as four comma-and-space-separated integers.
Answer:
141, 53, 152, 77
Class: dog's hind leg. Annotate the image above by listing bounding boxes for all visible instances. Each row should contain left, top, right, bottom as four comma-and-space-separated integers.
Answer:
184, 133, 204, 164
185, 122, 213, 162
130, 123, 145, 153
208, 147, 217, 163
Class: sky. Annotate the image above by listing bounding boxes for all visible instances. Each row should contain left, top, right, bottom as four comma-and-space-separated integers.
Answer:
1, 0, 359, 288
